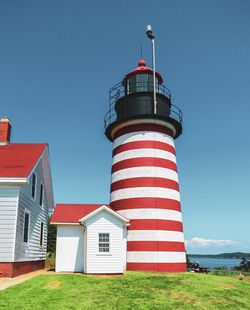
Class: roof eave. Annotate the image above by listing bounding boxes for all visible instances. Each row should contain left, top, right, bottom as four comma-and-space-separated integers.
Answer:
79, 205, 130, 224
0, 177, 28, 185
50, 222, 80, 226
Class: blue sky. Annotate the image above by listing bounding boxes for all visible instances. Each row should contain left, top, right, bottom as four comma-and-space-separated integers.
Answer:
0, 0, 249, 254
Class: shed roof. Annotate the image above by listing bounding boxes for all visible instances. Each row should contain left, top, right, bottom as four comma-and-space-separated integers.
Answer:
0, 143, 47, 178
51, 204, 111, 224
51, 204, 129, 224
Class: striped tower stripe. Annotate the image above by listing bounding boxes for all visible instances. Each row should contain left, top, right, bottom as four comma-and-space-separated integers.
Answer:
117, 208, 183, 221
127, 241, 185, 252
110, 122, 186, 272
127, 251, 186, 263
128, 219, 183, 231
113, 131, 175, 150
112, 158, 177, 173
112, 148, 177, 165
112, 167, 179, 183
111, 178, 179, 192
111, 187, 180, 203
111, 198, 181, 212
113, 140, 176, 157
127, 263, 187, 272
127, 230, 185, 242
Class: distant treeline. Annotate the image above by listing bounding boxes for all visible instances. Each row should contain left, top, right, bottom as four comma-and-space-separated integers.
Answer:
189, 252, 250, 259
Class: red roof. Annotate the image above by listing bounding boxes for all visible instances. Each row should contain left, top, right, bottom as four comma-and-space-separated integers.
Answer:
0, 143, 47, 178
123, 59, 163, 84
50, 204, 111, 223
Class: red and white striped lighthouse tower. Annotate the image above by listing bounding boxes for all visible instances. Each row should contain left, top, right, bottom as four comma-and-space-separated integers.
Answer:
105, 32, 186, 272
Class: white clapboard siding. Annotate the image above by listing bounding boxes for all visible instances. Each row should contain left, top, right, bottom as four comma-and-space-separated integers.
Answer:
86, 210, 124, 274
14, 159, 48, 262
56, 226, 85, 273
0, 187, 19, 262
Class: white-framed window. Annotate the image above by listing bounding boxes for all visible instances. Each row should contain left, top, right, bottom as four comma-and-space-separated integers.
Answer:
23, 211, 30, 243
31, 173, 37, 199
40, 222, 44, 247
98, 233, 110, 253
39, 183, 44, 206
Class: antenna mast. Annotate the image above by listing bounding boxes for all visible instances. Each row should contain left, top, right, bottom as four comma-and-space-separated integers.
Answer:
146, 25, 156, 115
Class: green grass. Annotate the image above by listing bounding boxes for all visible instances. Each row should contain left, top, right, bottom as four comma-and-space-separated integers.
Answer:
210, 269, 250, 277
0, 272, 249, 310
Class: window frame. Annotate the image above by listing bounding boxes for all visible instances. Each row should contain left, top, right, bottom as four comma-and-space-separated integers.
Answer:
23, 210, 30, 244
31, 172, 37, 200
126, 75, 136, 94
39, 183, 44, 206
40, 222, 44, 247
126, 74, 159, 94
98, 233, 110, 253
137, 74, 149, 92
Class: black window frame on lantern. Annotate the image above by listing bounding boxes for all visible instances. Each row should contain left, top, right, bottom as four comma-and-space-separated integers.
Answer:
126, 74, 159, 95
98, 233, 110, 253
137, 74, 150, 92
126, 75, 136, 94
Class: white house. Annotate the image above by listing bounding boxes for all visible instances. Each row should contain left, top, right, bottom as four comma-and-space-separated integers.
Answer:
50, 204, 129, 274
0, 117, 54, 277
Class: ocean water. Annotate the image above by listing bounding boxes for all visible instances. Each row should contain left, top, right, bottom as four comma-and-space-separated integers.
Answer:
190, 257, 242, 270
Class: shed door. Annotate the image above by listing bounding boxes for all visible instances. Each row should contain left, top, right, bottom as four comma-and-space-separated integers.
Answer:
56, 226, 84, 273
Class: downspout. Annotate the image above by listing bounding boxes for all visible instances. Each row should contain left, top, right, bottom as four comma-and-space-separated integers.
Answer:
124, 223, 130, 272
79, 222, 87, 274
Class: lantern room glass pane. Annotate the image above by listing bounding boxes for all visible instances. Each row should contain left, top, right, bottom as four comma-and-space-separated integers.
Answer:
156, 77, 159, 93
148, 75, 159, 93
137, 74, 148, 92
126, 74, 159, 94
148, 74, 153, 92
127, 76, 136, 94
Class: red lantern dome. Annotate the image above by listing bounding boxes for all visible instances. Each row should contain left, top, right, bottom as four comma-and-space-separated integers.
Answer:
123, 59, 163, 85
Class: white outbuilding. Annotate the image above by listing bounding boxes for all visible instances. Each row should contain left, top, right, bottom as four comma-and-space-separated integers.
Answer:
51, 204, 129, 274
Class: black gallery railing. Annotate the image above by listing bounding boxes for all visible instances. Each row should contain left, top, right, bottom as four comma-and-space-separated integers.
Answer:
104, 81, 183, 129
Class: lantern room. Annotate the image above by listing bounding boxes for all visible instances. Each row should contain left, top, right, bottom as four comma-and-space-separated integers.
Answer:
123, 59, 163, 95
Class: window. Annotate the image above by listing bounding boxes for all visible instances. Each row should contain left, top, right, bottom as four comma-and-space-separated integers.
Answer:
137, 74, 148, 92
23, 212, 29, 243
126, 76, 136, 94
40, 222, 44, 246
148, 74, 153, 92
98, 233, 110, 253
39, 184, 44, 206
31, 173, 36, 199
126, 74, 159, 94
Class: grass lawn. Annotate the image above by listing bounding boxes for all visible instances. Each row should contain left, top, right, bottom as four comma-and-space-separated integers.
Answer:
0, 271, 249, 310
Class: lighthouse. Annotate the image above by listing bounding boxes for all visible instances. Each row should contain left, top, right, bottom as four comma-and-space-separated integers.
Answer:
104, 31, 186, 273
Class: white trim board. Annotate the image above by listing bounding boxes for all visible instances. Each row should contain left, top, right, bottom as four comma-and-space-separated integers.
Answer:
79, 205, 129, 224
